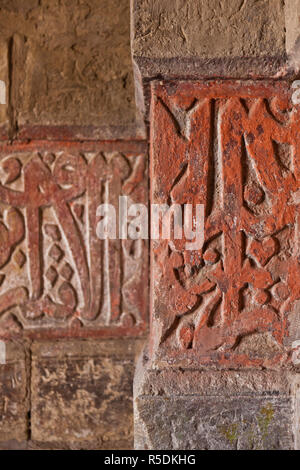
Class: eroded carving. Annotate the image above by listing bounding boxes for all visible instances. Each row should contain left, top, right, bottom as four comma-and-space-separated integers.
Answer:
151, 81, 300, 367
0, 150, 147, 337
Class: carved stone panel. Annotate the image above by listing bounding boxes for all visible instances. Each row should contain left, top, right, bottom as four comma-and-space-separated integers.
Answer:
151, 80, 300, 368
0, 142, 147, 338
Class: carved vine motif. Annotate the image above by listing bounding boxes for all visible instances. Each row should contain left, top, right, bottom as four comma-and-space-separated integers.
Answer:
152, 83, 300, 365
0, 151, 147, 335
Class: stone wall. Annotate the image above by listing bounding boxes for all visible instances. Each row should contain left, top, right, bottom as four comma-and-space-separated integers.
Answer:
0, 0, 147, 450
132, 0, 300, 450
0, 0, 299, 450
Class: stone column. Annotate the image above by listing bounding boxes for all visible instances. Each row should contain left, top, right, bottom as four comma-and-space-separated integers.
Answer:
132, 0, 300, 450
0, 1, 147, 448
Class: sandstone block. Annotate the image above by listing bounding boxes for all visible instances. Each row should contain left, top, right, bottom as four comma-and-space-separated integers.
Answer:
0, 0, 143, 139
134, 354, 298, 450
0, 342, 28, 442
32, 338, 144, 448
150, 80, 300, 368
0, 141, 148, 339
131, 0, 288, 119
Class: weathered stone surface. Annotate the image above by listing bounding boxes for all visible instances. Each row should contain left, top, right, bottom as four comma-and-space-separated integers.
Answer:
132, 0, 286, 79
0, 440, 28, 449
133, 0, 285, 60
295, 383, 300, 449
135, 395, 294, 450
31, 338, 144, 448
134, 353, 298, 450
285, 0, 300, 70
0, 39, 9, 138
131, 0, 289, 119
0, 0, 143, 139
135, 363, 296, 398
0, 342, 28, 442
150, 80, 300, 368
0, 141, 148, 339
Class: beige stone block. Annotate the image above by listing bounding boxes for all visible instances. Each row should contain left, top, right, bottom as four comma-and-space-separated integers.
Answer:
0, 341, 29, 442
31, 338, 144, 449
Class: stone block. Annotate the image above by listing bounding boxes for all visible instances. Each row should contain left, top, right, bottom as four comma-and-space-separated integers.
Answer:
31, 338, 144, 448
285, 0, 300, 70
0, 0, 143, 139
131, 0, 287, 118
136, 395, 294, 450
132, 0, 285, 64
134, 354, 298, 450
131, 0, 290, 120
0, 141, 148, 339
150, 80, 300, 369
0, 341, 29, 442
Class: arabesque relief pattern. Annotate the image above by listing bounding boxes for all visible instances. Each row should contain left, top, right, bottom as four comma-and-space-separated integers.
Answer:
0, 146, 147, 338
151, 80, 300, 367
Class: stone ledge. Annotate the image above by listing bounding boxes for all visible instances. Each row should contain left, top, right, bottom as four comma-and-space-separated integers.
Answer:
32, 337, 145, 360
134, 348, 300, 397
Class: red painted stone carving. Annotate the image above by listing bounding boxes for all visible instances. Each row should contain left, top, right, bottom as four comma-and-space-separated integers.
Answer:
0, 142, 147, 339
150, 80, 300, 368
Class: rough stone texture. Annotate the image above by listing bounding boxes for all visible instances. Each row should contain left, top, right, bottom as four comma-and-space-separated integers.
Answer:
0, 0, 144, 140
131, 0, 290, 120
150, 80, 300, 369
134, 353, 298, 450
133, 0, 285, 60
31, 338, 144, 449
131, 0, 300, 452
0, 39, 9, 138
295, 382, 300, 449
0, 141, 148, 339
0, 341, 29, 442
285, 0, 300, 70
135, 366, 297, 398
136, 395, 294, 450
0, 440, 29, 449
131, 0, 287, 85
